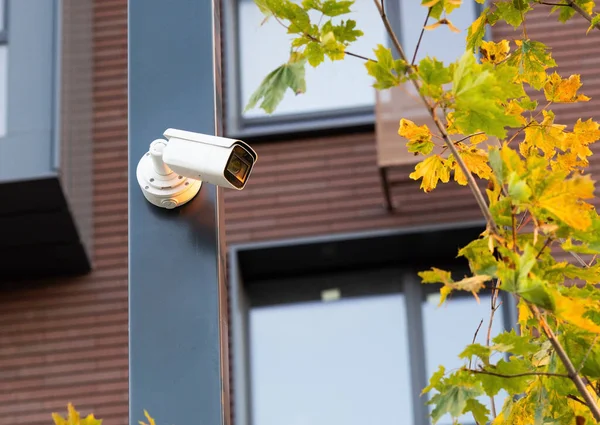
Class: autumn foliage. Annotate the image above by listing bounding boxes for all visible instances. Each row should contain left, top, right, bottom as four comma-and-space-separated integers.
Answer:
249, 0, 600, 423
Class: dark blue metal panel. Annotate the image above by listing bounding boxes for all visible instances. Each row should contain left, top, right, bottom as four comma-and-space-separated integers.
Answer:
128, 1, 229, 425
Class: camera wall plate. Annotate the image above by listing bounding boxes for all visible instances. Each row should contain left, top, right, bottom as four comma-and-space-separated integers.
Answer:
137, 139, 202, 209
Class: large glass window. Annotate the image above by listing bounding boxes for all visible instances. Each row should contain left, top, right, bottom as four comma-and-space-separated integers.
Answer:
239, 268, 513, 425
250, 294, 413, 425
227, 0, 479, 135
0, 0, 8, 138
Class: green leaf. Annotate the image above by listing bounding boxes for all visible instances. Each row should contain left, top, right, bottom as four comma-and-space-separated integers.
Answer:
458, 237, 499, 276
588, 13, 600, 33
245, 59, 307, 114
479, 358, 534, 396
452, 52, 525, 138
329, 19, 363, 44
305, 42, 324, 67
429, 385, 482, 423
419, 267, 453, 284
507, 172, 532, 202
321, 0, 353, 16
418, 57, 452, 99
364, 44, 408, 89
507, 40, 557, 90
464, 398, 490, 425
423, 365, 446, 394
459, 343, 492, 366
466, 9, 488, 52
495, 0, 531, 28
492, 329, 539, 356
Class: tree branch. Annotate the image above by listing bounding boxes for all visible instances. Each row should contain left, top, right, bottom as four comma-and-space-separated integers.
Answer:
529, 304, 600, 421
411, 7, 432, 66
372, 0, 498, 234
567, 0, 600, 31
466, 368, 570, 379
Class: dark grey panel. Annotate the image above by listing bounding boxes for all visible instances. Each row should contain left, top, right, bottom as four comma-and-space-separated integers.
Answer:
237, 222, 484, 282
129, 2, 229, 425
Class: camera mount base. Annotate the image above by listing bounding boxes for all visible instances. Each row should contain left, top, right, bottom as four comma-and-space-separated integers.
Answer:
136, 139, 202, 209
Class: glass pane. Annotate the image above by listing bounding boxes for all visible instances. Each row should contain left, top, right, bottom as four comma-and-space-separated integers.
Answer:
0, 45, 7, 137
238, 0, 387, 118
249, 294, 413, 425
423, 293, 507, 425
0, 0, 5, 33
399, 0, 476, 64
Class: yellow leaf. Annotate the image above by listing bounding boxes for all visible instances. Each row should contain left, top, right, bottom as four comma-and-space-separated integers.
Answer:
470, 133, 488, 145
567, 118, 600, 159
555, 294, 600, 334
425, 18, 461, 33
505, 100, 527, 125
535, 174, 595, 230
409, 154, 451, 192
520, 111, 566, 158
398, 118, 434, 155
517, 298, 533, 328
544, 73, 590, 103
451, 146, 492, 185
52, 413, 68, 425
480, 40, 510, 64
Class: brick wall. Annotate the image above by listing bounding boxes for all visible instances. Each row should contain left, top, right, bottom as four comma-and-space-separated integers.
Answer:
0, 1, 129, 424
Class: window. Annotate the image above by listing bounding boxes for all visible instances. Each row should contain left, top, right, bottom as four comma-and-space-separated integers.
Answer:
0, 0, 8, 138
225, 0, 480, 137
233, 268, 516, 425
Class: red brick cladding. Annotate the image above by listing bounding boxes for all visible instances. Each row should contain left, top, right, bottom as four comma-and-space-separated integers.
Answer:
0, 1, 129, 424
224, 6, 600, 245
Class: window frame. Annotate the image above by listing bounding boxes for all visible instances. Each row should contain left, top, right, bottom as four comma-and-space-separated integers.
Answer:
222, 0, 398, 138
223, 0, 484, 139
0, 0, 8, 44
228, 227, 518, 425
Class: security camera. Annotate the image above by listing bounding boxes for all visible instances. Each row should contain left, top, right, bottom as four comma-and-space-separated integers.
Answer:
137, 128, 257, 209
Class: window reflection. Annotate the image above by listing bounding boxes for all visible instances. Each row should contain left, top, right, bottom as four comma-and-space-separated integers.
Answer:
423, 293, 507, 425
249, 294, 413, 425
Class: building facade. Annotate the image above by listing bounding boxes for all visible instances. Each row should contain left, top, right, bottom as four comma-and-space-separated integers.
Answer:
0, 1, 598, 424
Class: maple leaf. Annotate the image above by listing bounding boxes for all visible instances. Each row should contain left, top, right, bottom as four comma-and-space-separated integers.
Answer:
467, 10, 488, 51
449, 145, 492, 185
530, 168, 595, 231
365, 44, 408, 89
53, 404, 103, 425
480, 40, 510, 65
398, 118, 434, 155
424, 18, 461, 33
451, 52, 524, 138
139, 410, 157, 425
543, 72, 590, 103
555, 294, 600, 334
409, 154, 451, 192
507, 39, 556, 90
520, 111, 566, 159
245, 57, 307, 114
560, 118, 600, 166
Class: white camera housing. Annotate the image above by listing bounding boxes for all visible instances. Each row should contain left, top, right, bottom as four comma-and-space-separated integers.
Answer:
137, 128, 257, 209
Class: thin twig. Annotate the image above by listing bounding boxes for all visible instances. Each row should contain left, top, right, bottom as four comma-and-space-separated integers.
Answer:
487, 279, 500, 418
466, 368, 570, 379
411, 7, 432, 66
345, 51, 376, 62
536, 237, 553, 259
529, 304, 600, 421
372, 0, 498, 234
567, 394, 588, 406
469, 319, 485, 369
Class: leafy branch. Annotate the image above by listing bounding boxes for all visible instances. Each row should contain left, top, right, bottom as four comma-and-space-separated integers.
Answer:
466, 368, 570, 379
371, 0, 498, 235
